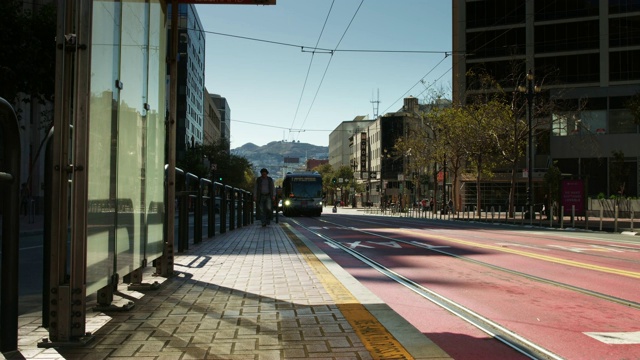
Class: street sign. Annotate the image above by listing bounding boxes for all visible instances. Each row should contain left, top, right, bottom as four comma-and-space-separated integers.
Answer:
179, 0, 275, 3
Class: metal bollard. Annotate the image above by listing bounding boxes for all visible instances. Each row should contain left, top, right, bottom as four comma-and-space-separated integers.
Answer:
599, 207, 603, 231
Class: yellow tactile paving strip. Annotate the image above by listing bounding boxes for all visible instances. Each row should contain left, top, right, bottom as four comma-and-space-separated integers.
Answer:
282, 223, 414, 360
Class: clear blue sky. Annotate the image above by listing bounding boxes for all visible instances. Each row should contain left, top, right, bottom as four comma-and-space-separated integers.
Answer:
196, 0, 452, 149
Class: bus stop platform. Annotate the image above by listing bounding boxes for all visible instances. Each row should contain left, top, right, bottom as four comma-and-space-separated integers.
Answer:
6, 218, 450, 360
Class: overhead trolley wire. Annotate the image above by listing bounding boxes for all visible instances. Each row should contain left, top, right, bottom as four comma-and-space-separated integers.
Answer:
294, 0, 365, 142
381, 56, 450, 115
289, 0, 336, 141
203, 29, 456, 55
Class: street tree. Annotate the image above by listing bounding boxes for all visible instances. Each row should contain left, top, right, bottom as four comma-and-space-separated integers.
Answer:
178, 138, 255, 191
625, 92, 640, 125
394, 112, 435, 207
459, 99, 511, 216
464, 66, 566, 216
435, 106, 469, 212
332, 165, 354, 206
394, 95, 455, 211
466, 69, 529, 216
312, 163, 333, 202
543, 161, 562, 219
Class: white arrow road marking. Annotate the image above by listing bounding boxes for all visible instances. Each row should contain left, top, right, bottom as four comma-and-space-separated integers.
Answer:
370, 241, 402, 248
345, 241, 374, 249
495, 242, 546, 250
549, 244, 624, 253
584, 331, 640, 344
409, 241, 451, 249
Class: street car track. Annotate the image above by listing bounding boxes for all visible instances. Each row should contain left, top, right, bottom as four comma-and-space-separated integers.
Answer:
286, 217, 564, 360
307, 215, 640, 310
328, 213, 640, 267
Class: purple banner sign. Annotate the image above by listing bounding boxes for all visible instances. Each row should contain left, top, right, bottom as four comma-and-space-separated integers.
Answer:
561, 179, 584, 215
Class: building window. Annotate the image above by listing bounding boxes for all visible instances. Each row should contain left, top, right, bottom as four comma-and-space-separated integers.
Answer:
552, 112, 579, 136
610, 16, 640, 47
466, 60, 523, 90
609, 109, 638, 134
579, 110, 607, 134
610, 50, 640, 81
467, 28, 526, 58
610, 0, 640, 14
466, 0, 524, 29
535, 20, 599, 53
537, 54, 600, 83
534, 0, 599, 21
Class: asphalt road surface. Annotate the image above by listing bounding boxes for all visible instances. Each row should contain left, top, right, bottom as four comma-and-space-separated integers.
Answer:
284, 209, 640, 360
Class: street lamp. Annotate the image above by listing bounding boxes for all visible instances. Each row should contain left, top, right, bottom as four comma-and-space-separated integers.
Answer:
518, 70, 540, 219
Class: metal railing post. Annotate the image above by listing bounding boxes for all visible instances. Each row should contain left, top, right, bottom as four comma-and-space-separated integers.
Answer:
235, 188, 243, 228
201, 179, 214, 238
0, 97, 21, 352
189, 173, 202, 244
219, 183, 227, 234
228, 186, 236, 230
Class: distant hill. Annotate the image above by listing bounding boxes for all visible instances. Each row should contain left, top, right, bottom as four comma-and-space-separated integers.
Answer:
231, 141, 328, 177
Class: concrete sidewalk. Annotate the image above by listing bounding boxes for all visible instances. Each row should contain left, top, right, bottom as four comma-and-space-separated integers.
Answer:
6, 218, 450, 360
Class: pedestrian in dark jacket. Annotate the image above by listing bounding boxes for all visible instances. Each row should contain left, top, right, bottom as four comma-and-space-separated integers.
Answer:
254, 168, 275, 227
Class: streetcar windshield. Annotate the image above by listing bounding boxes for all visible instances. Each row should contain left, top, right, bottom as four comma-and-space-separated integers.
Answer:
290, 178, 323, 198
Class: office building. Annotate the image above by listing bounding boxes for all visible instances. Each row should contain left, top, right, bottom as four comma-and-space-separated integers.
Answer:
453, 0, 640, 204
204, 90, 222, 146
169, 3, 205, 160
210, 94, 231, 152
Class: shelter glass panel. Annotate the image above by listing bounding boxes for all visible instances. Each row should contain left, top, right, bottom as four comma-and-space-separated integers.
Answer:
87, 0, 121, 294
145, 0, 167, 260
116, 0, 149, 275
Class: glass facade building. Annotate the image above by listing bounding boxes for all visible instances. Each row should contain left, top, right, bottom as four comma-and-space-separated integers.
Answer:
169, 3, 205, 160
453, 0, 640, 200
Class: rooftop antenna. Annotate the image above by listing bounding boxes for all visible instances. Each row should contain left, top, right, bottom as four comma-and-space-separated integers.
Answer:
371, 89, 380, 119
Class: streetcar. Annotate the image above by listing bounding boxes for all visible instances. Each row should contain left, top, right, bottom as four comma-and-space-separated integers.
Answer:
281, 171, 323, 217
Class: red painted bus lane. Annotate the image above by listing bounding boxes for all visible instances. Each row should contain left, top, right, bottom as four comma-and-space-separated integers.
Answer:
297, 220, 640, 359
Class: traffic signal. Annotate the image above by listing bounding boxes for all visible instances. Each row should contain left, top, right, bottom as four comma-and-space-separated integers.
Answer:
332, 177, 337, 184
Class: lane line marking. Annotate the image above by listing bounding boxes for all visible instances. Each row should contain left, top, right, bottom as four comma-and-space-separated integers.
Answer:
400, 229, 640, 279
